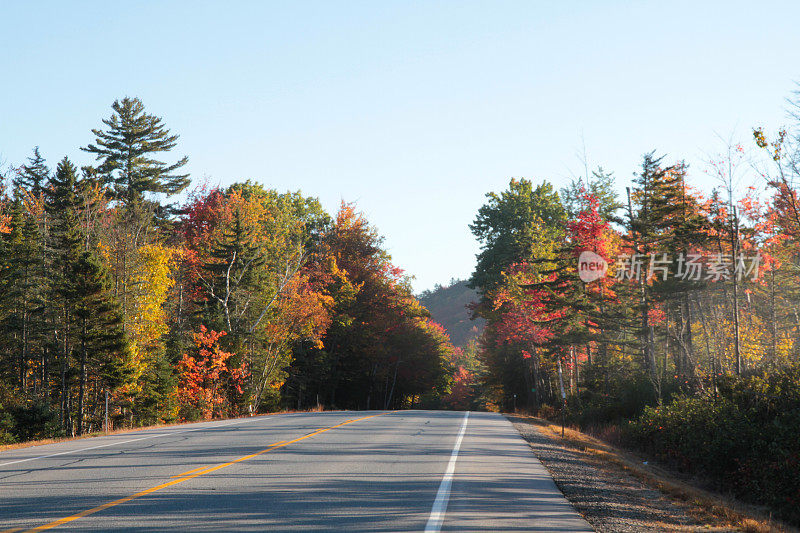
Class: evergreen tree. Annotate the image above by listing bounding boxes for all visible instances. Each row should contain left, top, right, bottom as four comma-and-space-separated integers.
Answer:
21, 204, 50, 397
134, 348, 177, 425
70, 251, 129, 435
0, 197, 26, 388
15, 147, 50, 197
46, 159, 82, 242
0, 193, 46, 393
82, 97, 189, 216
44, 158, 130, 434
648, 162, 709, 384
624, 153, 664, 389
201, 208, 267, 338
624, 153, 710, 394
46, 158, 87, 433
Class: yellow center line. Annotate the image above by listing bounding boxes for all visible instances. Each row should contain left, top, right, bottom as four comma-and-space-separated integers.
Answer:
169, 466, 208, 478
20, 412, 391, 532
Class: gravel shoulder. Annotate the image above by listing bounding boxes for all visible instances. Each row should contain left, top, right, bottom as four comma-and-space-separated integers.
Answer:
507, 414, 736, 533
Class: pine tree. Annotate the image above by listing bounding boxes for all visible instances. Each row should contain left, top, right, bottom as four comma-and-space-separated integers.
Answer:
80, 98, 187, 427
44, 158, 130, 434
624, 153, 711, 395
1, 192, 46, 393
201, 208, 267, 337
0, 197, 27, 389
21, 206, 49, 397
624, 153, 664, 388
15, 147, 49, 197
46, 158, 85, 434
650, 162, 709, 384
71, 250, 129, 435
82, 97, 189, 216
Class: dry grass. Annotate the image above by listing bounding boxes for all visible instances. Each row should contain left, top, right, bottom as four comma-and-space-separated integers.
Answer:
0, 407, 333, 453
512, 414, 797, 533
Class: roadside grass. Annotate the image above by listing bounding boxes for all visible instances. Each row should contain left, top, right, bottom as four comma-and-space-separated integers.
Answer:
510, 414, 798, 533
0, 407, 330, 453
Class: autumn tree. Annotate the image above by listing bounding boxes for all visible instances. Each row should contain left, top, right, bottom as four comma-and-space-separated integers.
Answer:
535, 192, 619, 394
177, 326, 245, 420
468, 178, 567, 409
284, 202, 448, 410
180, 183, 331, 413
561, 166, 623, 223
441, 341, 484, 411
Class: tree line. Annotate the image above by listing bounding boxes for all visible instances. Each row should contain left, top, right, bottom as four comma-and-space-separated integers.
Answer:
465, 90, 800, 522
0, 97, 455, 441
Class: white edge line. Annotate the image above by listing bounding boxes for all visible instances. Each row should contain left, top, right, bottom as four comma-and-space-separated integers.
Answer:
425, 411, 469, 533
0, 434, 169, 467
0, 416, 269, 468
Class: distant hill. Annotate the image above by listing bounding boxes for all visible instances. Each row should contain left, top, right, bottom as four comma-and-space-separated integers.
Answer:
419, 279, 485, 347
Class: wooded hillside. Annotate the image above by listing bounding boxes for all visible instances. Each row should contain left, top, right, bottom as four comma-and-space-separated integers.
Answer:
418, 280, 484, 347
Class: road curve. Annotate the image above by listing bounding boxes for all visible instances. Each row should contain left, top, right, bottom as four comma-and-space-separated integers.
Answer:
0, 410, 591, 532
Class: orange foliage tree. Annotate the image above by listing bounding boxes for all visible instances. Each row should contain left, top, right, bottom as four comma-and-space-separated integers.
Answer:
177, 326, 247, 420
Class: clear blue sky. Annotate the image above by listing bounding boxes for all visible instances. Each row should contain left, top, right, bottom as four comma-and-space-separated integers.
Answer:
1, 1, 799, 292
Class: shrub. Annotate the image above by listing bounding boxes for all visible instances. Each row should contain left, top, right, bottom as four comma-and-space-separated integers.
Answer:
624, 365, 800, 524
564, 375, 667, 429
0, 410, 16, 444
8, 401, 63, 442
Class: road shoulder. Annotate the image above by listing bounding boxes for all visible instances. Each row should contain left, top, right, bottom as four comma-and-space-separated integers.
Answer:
507, 414, 734, 533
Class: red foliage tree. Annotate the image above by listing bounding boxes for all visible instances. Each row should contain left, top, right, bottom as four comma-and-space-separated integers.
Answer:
177, 325, 247, 420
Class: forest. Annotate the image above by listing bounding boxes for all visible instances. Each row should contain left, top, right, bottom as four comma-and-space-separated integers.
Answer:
463, 91, 800, 522
2, 90, 800, 523
0, 97, 457, 443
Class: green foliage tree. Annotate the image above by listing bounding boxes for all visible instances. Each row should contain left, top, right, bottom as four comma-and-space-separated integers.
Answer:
0, 193, 45, 392
560, 166, 623, 223
45, 157, 130, 435
469, 178, 566, 299
70, 250, 129, 434
82, 97, 189, 217
46, 158, 83, 432
15, 147, 49, 197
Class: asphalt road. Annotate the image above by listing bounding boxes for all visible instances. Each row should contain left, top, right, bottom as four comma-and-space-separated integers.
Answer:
0, 410, 591, 532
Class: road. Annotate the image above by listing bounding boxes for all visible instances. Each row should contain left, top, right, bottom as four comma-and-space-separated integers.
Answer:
0, 410, 591, 532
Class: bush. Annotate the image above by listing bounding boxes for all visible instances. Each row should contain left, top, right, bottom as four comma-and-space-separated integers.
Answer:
0, 410, 16, 444
8, 401, 63, 442
564, 376, 668, 429
625, 365, 800, 524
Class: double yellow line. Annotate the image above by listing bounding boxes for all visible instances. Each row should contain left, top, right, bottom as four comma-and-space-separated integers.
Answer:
5, 412, 390, 532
